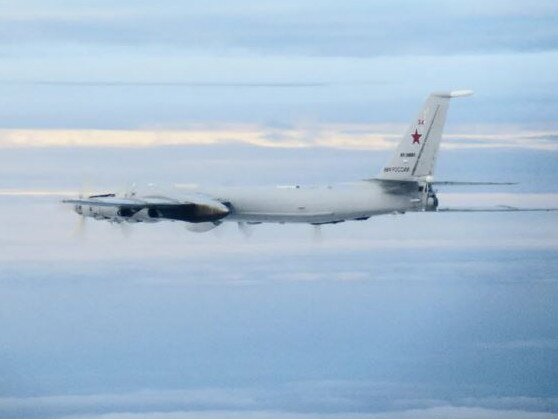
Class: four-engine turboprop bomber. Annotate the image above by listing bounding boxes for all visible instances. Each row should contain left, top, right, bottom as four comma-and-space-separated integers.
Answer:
63, 90, 557, 233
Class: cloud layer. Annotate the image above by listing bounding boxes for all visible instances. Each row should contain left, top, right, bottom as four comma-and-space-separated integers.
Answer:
2, 386, 558, 419
1, 3, 557, 419
2, 0, 558, 56
1, 126, 557, 150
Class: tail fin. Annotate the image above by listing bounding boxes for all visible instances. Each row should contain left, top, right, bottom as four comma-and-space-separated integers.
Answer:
378, 90, 473, 181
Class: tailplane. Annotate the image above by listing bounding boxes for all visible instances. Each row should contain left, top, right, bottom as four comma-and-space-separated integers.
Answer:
378, 90, 473, 181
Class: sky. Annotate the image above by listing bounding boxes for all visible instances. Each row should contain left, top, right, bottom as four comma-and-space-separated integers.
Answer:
1, 1, 558, 418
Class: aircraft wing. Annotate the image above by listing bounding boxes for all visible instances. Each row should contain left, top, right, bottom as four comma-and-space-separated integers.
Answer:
64, 193, 226, 207
62, 193, 230, 222
432, 181, 517, 186
63, 197, 151, 207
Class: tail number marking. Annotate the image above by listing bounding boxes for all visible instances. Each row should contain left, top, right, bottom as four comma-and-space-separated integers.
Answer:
384, 167, 410, 173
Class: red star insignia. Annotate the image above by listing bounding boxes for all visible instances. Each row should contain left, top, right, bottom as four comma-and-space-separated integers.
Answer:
411, 129, 422, 144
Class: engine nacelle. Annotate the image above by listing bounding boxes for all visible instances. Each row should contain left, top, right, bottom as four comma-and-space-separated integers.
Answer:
126, 208, 161, 223
76, 204, 121, 221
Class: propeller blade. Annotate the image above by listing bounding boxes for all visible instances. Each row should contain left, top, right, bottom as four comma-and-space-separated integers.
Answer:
237, 222, 253, 238
312, 225, 323, 243
121, 180, 137, 198
119, 222, 133, 238
79, 176, 94, 199
72, 216, 87, 239
186, 221, 220, 233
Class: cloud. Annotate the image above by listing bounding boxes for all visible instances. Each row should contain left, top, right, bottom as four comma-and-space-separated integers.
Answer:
1, 1, 558, 56
478, 339, 558, 350
58, 406, 558, 419
1, 126, 557, 150
58, 407, 558, 419
0, 389, 256, 419
0, 189, 74, 196
6, 81, 328, 88
2, 387, 558, 419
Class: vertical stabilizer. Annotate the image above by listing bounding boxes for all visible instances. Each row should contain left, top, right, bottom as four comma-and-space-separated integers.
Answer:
378, 90, 473, 181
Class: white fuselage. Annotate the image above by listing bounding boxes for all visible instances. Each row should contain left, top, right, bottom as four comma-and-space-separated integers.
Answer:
72, 180, 424, 226
200, 180, 422, 224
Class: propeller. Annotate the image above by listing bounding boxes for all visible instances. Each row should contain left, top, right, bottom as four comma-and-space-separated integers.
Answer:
121, 181, 137, 198
70, 177, 136, 239
69, 178, 93, 239
71, 212, 87, 239
312, 224, 323, 243
116, 221, 133, 238
237, 222, 254, 239
78, 177, 93, 199
186, 221, 221, 233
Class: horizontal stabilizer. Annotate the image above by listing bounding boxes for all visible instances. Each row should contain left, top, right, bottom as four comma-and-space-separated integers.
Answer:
433, 90, 474, 98
437, 206, 558, 212
432, 181, 517, 186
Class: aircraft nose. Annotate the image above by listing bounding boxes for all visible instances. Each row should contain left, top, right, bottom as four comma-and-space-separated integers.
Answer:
74, 204, 83, 215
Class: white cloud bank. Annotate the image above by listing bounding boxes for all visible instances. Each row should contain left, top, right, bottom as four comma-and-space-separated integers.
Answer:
2, 388, 558, 419
59, 406, 558, 419
0, 125, 557, 150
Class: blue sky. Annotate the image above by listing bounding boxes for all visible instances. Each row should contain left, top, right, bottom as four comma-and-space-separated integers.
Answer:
1, 1, 558, 418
